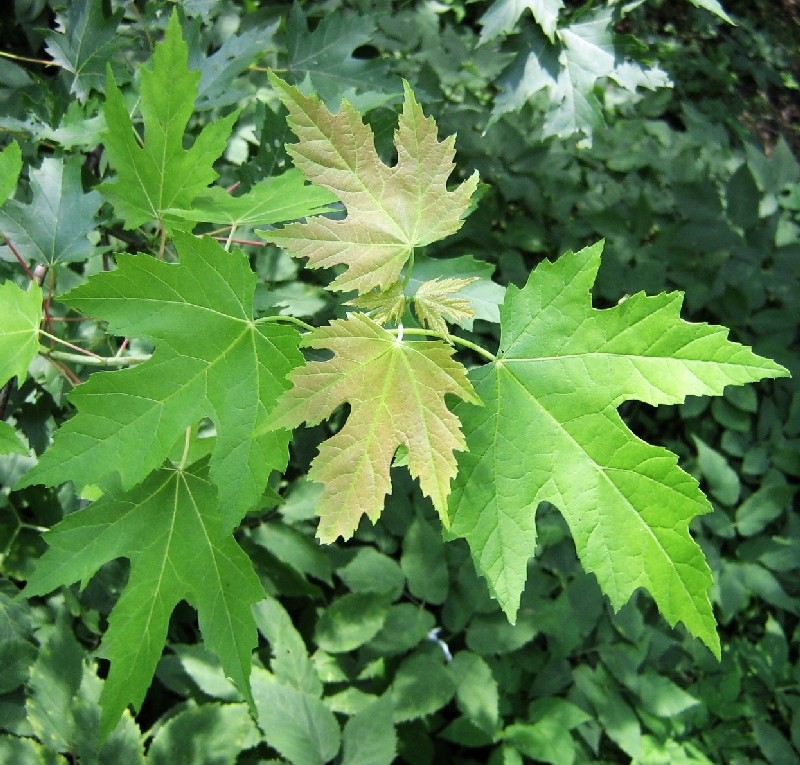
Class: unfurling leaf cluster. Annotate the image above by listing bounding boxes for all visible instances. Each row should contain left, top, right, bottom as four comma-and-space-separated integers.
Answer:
1, 9, 789, 738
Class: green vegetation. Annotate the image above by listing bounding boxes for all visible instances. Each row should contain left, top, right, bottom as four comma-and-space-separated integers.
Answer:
1, 1, 798, 763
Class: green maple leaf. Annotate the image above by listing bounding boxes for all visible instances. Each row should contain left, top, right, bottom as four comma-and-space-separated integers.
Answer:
479, 0, 565, 44
21, 462, 265, 735
165, 168, 337, 230
0, 421, 27, 455
271, 313, 479, 542
18, 234, 301, 524
261, 76, 480, 294
100, 11, 237, 229
283, 5, 391, 106
0, 280, 42, 385
448, 241, 789, 656
0, 156, 101, 264
0, 141, 22, 205
45, 0, 124, 103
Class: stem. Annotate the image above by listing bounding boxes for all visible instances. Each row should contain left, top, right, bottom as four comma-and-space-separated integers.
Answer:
178, 427, 192, 469
389, 327, 497, 362
224, 225, 237, 252
0, 50, 58, 68
157, 225, 167, 260
42, 349, 151, 367
39, 331, 104, 359
255, 314, 314, 333
402, 249, 416, 291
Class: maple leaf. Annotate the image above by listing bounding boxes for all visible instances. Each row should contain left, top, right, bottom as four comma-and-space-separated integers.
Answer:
479, 0, 564, 44
261, 76, 480, 294
348, 283, 407, 326
0, 421, 27, 455
18, 234, 301, 525
45, 0, 124, 103
412, 277, 479, 339
165, 168, 337, 230
21, 462, 266, 735
271, 313, 480, 542
406, 253, 507, 329
448, 241, 790, 656
0, 156, 101, 264
283, 5, 391, 106
0, 280, 42, 386
100, 12, 237, 229
0, 140, 22, 205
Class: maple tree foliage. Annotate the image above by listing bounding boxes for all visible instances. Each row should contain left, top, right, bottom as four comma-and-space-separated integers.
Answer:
0, 10, 791, 737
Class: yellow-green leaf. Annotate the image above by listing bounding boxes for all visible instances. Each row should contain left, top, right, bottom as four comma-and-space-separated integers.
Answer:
412, 277, 478, 338
272, 313, 479, 541
261, 76, 479, 294
0, 281, 41, 386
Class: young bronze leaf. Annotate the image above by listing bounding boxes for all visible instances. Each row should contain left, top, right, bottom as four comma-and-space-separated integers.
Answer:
449, 241, 790, 658
412, 277, 478, 339
261, 76, 479, 294
271, 313, 480, 541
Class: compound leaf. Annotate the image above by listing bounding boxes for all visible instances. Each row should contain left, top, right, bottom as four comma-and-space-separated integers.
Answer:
261, 76, 479, 294
45, 0, 124, 102
100, 12, 237, 229
21, 463, 266, 736
449, 241, 789, 657
0, 280, 41, 386
18, 234, 301, 525
0, 156, 101, 265
271, 313, 479, 541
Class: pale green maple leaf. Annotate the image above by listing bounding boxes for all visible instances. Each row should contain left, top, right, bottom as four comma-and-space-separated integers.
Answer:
271, 313, 480, 542
449, 241, 789, 656
412, 277, 479, 339
21, 463, 265, 736
17, 234, 301, 525
100, 11, 237, 229
45, 0, 124, 103
260, 76, 479, 294
0, 280, 42, 386
479, 0, 564, 44
0, 156, 101, 265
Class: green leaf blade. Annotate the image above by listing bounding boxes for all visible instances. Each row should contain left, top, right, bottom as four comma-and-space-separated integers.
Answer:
0, 281, 42, 386
23, 465, 266, 736
272, 313, 478, 541
18, 236, 302, 524
0, 157, 101, 265
100, 13, 236, 229
450, 241, 790, 656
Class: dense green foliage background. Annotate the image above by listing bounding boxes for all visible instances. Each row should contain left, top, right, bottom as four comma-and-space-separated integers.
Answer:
1, 0, 798, 762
